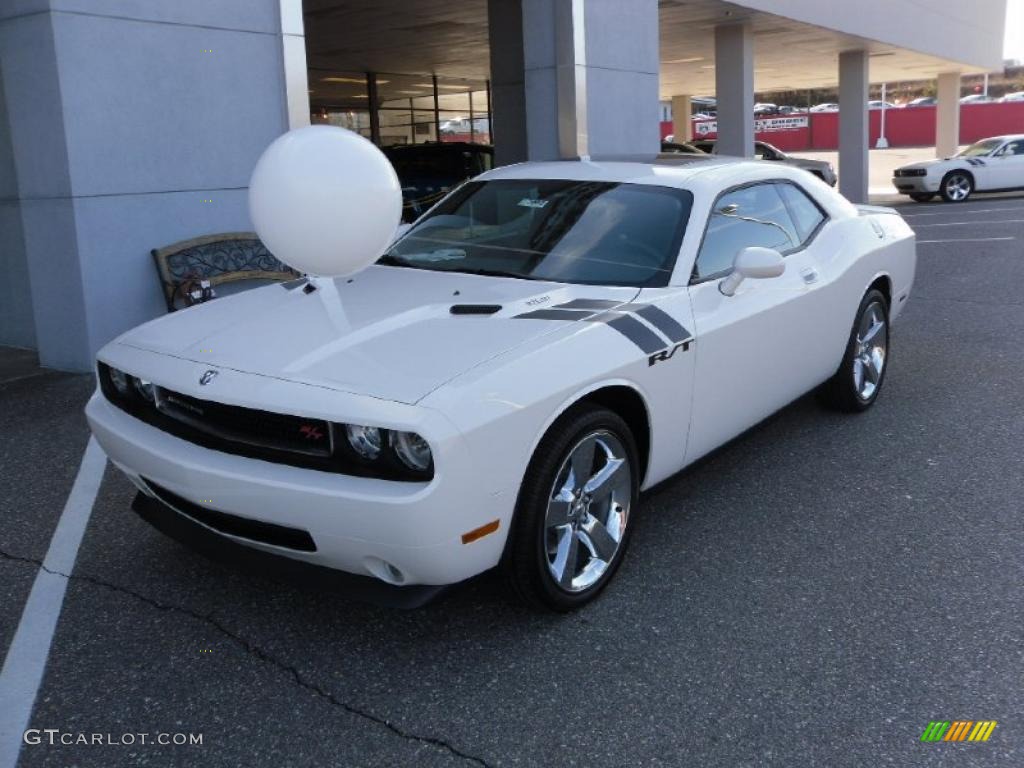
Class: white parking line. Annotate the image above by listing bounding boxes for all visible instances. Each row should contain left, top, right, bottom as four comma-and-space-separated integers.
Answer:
0, 438, 106, 768
917, 237, 1016, 244
912, 219, 1024, 228
901, 206, 1024, 218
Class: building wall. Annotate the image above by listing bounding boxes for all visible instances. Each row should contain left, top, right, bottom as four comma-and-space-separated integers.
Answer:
0, 0, 294, 370
0, 54, 34, 349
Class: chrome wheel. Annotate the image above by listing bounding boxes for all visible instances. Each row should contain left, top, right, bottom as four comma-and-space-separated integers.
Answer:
852, 301, 887, 401
544, 430, 631, 593
944, 173, 971, 201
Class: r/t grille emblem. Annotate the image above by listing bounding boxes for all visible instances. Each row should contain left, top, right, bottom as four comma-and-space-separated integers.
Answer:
199, 370, 218, 386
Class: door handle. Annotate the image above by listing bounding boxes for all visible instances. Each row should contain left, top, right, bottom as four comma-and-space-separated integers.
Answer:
800, 268, 819, 284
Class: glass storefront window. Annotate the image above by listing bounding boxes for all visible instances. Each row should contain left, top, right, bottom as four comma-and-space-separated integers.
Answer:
309, 69, 492, 148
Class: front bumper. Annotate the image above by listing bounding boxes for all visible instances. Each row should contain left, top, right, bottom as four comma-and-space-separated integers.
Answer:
892, 175, 939, 194
86, 391, 513, 586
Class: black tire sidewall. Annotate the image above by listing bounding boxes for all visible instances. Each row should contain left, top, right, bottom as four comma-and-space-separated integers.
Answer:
503, 405, 640, 612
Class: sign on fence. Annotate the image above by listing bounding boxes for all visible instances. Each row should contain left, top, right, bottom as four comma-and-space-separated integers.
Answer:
694, 115, 809, 136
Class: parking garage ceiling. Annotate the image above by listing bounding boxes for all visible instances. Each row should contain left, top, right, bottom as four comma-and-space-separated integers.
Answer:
303, 0, 995, 104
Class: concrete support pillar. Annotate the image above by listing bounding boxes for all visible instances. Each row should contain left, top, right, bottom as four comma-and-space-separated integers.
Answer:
0, 1, 297, 370
488, 0, 659, 163
936, 71, 961, 158
280, 0, 310, 130
487, 0, 528, 165
714, 23, 754, 157
671, 95, 693, 142
838, 49, 869, 203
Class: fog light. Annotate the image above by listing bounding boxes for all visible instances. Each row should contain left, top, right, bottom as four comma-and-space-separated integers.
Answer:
345, 424, 382, 460
392, 431, 432, 472
364, 556, 407, 585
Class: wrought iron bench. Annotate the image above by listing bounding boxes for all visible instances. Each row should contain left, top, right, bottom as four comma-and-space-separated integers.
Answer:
152, 232, 299, 312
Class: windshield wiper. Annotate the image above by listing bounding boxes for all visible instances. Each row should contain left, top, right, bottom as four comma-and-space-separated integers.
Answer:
444, 266, 535, 280
377, 253, 422, 268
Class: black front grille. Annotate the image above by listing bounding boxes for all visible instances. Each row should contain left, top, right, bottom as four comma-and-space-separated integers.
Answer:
144, 479, 317, 552
156, 389, 332, 458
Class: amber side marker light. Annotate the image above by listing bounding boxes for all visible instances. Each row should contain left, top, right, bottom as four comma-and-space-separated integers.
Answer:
461, 519, 500, 544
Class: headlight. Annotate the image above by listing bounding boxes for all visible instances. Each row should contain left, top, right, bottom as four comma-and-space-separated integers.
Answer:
108, 366, 130, 395
392, 431, 432, 472
345, 424, 382, 460
134, 378, 156, 402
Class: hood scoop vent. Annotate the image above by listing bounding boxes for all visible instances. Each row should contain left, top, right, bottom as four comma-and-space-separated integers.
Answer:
450, 304, 502, 315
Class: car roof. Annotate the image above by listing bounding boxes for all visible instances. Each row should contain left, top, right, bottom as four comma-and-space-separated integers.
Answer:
477, 155, 812, 193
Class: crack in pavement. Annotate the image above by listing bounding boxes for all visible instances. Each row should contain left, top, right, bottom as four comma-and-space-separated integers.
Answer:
0, 548, 494, 768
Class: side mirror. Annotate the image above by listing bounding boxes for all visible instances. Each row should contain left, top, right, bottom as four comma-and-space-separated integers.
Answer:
718, 247, 785, 296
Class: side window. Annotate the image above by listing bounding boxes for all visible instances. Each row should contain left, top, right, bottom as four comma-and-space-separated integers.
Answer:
776, 182, 827, 242
693, 183, 799, 280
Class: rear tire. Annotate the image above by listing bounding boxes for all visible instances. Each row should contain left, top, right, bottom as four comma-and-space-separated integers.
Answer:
502, 404, 639, 612
818, 289, 890, 413
940, 170, 973, 202
909, 193, 935, 202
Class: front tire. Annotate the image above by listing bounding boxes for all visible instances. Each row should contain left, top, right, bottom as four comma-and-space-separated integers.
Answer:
819, 289, 890, 412
502, 405, 639, 612
940, 170, 973, 202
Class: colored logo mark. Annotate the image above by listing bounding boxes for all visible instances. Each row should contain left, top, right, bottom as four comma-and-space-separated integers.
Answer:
920, 720, 997, 742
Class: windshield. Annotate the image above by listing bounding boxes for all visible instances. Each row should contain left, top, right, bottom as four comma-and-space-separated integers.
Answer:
957, 139, 1003, 157
380, 179, 693, 287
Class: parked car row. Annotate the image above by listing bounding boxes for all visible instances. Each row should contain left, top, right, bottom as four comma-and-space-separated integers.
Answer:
681, 92, 1023, 122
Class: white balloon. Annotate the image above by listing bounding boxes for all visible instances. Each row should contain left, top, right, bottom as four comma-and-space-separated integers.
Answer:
248, 125, 402, 277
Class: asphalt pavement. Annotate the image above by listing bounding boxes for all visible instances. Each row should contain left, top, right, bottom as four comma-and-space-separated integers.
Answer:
1, 193, 1022, 767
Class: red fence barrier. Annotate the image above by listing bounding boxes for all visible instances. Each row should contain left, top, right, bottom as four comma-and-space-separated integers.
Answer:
661, 102, 1024, 151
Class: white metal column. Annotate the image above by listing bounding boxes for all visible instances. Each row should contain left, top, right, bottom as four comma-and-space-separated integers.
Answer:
714, 23, 753, 157
838, 49, 868, 203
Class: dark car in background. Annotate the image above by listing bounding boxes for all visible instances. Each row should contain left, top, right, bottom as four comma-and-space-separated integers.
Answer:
660, 140, 709, 155
382, 142, 494, 222
692, 138, 837, 186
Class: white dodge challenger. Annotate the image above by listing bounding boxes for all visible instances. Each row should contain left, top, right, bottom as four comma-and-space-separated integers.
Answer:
86, 156, 916, 611
892, 134, 1024, 202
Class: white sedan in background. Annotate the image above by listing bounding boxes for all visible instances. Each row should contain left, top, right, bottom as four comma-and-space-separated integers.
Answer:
892, 134, 1024, 202
87, 156, 915, 611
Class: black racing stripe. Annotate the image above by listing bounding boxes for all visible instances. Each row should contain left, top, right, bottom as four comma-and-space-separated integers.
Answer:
555, 299, 623, 310
632, 305, 692, 343
515, 309, 595, 321
592, 313, 666, 354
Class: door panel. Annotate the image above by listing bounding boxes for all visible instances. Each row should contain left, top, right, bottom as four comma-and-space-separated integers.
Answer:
683, 181, 841, 464
987, 141, 1024, 189
685, 250, 826, 464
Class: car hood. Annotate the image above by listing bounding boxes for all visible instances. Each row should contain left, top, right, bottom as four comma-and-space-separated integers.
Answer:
895, 157, 968, 172
115, 266, 639, 404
